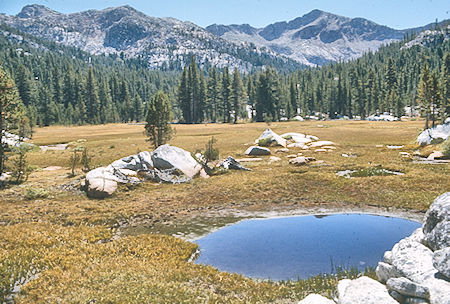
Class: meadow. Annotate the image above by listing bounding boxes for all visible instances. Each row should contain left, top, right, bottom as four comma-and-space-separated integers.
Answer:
1, 120, 448, 303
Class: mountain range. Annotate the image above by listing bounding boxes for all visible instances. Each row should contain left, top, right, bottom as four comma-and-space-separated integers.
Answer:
0, 4, 445, 69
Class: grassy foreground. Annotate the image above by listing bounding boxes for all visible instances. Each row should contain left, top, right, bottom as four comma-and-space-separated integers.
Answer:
1, 120, 448, 303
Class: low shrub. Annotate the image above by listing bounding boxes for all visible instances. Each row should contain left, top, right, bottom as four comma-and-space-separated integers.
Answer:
24, 187, 49, 200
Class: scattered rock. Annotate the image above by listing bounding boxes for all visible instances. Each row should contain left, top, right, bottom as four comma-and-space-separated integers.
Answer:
288, 142, 309, 149
432, 248, 450, 279
309, 141, 335, 148
297, 152, 303, 156
245, 146, 271, 156
110, 151, 153, 171
422, 192, 450, 251
292, 115, 304, 121
417, 123, 450, 146
427, 151, 444, 160
281, 132, 306, 139
292, 137, 313, 144
337, 276, 398, 304
322, 146, 336, 150
235, 158, 263, 163
151, 144, 203, 178
376, 145, 384, 148
386, 277, 430, 299
387, 145, 404, 149
400, 152, 411, 158
388, 290, 405, 303
289, 156, 315, 166
275, 148, 290, 153
297, 294, 335, 304
256, 128, 287, 147
269, 156, 281, 162
42, 166, 62, 171
367, 114, 398, 121
85, 167, 120, 199
306, 135, 319, 141
287, 154, 298, 158
39, 143, 68, 152
218, 156, 251, 171
404, 297, 429, 304
376, 261, 401, 283
314, 148, 328, 153
0, 172, 10, 182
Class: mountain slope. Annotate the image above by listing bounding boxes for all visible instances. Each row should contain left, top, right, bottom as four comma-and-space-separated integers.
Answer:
0, 4, 300, 72
207, 9, 409, 66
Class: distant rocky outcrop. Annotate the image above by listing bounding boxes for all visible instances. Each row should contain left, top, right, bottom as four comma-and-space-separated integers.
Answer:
417, 123, 450, 146
298, 192, 450, 304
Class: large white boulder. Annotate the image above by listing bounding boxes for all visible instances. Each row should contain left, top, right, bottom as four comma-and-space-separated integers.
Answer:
298, 294, 335, 304
85, 167, 120, 198
109, 151, 153, 171
256, 128, 287, 147
293, 115, 305, 121
245, 146, 271, 156
337, 276, 398, 304
151, 144, 202, 178
422, 192, 450, 251
417, 123, 450, 146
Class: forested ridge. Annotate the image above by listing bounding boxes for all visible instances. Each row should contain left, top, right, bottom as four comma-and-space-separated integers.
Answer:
1, 22, 449, 127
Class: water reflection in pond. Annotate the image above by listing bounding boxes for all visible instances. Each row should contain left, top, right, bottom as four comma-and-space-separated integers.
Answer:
195, 214, 420, 280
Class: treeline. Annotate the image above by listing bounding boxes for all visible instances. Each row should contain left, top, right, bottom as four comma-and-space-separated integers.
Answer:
177, 29, 449, 124
0, 24, 178, 126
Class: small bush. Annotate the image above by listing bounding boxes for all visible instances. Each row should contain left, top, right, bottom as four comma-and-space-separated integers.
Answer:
24, 187, 49, 200
204, 137, 219, 163
441, 138, 450, 157
430, 138, 444, 145
258, 138, 272, 147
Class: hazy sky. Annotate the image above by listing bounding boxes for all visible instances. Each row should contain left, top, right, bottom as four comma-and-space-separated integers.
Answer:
0, 0, 449, 29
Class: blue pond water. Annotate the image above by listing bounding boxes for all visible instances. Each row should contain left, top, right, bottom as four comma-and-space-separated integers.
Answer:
194, 214, 420, 280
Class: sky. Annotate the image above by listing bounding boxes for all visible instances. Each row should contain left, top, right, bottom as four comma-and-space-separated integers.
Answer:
0, 0, 449, 29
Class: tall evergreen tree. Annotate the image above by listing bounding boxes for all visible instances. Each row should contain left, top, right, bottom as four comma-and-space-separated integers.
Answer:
231, 68, 245, 124
145, 91, 173, 149
85, 67, 100, 124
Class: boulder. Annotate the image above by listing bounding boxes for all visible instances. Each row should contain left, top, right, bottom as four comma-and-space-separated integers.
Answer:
386, 277, 430, 299
245, 146, 271, 156
256, 128, 287, 147
427, 151, 444, 160
433, 248, 450, 279
425, 278, 450, 304
151, 144, 202, 178
390, 237, 437, 284
86, 177, 117, 199
309, 141, 335, 148
288, 143, 309, 149
110, 151, 153, 171
404, 297, 430, 304
85, 167, 120, 198
276, 148, 290, 153
292, 137, 313, 144
314, 149, 328, 153
269, 156, 281, 162
298, 294, 335, 304
337, 276, 398, 304
218, 156, 250, 171
423, 192, 450, 251
417, 124, 450, 146
376, 262, 401, 283
281, 132, 306, 139
306, 135, 319, 141
293, 115, 305, 121
289, 156, 315, 166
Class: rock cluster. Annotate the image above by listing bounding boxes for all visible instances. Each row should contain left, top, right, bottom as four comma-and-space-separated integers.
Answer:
297, 192, 450, 304
85, 145, 206, 198
417, 123, 450, 146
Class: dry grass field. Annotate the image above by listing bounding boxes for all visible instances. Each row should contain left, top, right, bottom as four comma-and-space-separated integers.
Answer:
1, 120, 449, 303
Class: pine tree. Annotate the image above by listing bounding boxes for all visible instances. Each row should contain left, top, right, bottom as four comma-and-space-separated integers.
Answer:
0, 65, 26, 177
231, 68, 244, 124
132, 94, 144, 122
221, 67, 231, 123
206, 67, 221, 122
178, 67, 191, 123
145, 91, 173, 149
85, 67, 100, 124
440, 53, 450, 121
417, 64, 432, 129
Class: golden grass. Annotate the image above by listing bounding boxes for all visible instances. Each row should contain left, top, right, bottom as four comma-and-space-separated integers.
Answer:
1, 120, 448, 302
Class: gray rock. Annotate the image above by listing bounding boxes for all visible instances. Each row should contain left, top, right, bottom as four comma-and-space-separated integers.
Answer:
390, 238, 437, 284
384, 250, 394, 264
433, 248, 450, 279
109, 151, 153, 171
289, 156, 315, 166
218, 156, 251, 171
85, 167, 119, 199
151, 144, 202, 178
388, 290, 405, 303
404, 297, 430, 304
337, 276, 398, 304
376, 262, 401, 283
386, 277, 430, 299
298, 294, 335, 304
245, 146, 271, 156
256, 128, 287, 147
423, 192, 450, 251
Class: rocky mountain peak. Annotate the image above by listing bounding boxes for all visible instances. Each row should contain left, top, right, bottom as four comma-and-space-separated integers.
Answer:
17, 4, 61, 19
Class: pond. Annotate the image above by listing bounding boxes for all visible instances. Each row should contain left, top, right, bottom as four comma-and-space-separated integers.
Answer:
194, 214, 420, 281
